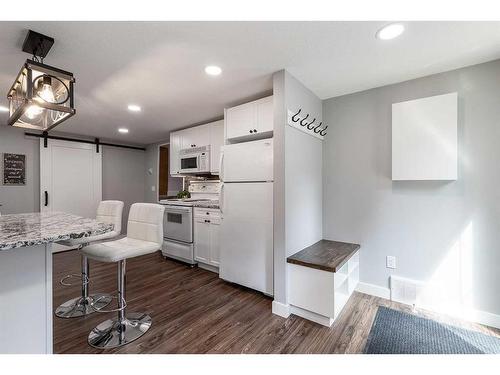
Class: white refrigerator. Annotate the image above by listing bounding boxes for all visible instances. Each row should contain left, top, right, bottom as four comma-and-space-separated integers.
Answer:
219, 138, 274, 295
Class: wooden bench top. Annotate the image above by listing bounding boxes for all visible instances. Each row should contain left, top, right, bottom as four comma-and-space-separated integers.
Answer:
287, 240, 360, 273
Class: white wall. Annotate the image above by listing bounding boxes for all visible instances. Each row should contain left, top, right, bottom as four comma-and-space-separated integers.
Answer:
322, 59, 500, 317
273, 70, 323, 307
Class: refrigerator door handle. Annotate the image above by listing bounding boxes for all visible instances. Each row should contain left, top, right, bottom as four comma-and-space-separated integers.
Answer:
220, 183, 224, 215
219, 151, 224, 182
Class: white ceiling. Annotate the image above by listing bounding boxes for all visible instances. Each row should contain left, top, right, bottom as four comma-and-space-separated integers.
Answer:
1, 21, 500, 145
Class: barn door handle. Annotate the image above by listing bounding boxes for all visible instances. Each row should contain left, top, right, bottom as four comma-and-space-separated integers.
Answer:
44, 191, 49, 207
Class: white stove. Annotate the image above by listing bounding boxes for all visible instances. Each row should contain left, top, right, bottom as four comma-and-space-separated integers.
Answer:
160, 181, 220, 265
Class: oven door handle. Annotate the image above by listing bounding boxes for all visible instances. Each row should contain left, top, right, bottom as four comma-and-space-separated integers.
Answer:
165, 207, 192, 214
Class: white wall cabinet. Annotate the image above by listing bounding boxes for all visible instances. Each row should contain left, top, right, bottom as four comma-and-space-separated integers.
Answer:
209, 120, 224, 174
194, 208, 221, 269
392, 92, 458, 181
181, 124, 210, 150
169, 121, 223, 176
225, 96, 273, 142
169, 131, 182, 175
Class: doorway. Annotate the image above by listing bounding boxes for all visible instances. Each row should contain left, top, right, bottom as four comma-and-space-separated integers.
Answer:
158, 144, 170, 200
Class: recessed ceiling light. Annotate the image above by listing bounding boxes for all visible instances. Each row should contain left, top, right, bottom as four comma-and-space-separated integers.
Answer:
0, 105, 9, 112
127, 104, 141, 112
376, 23, 405, 40
205, 65, 222, 76
118, 128, 129, 134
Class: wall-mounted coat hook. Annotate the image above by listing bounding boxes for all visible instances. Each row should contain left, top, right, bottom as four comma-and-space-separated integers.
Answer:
291, 109, 302, 122
306, 118, 316, 130
299, 114, 310, 126
287, 107, 327, 140
313, 122, 323, 133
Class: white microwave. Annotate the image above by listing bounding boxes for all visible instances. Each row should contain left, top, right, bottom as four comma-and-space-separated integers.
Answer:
179, 145, 210, 174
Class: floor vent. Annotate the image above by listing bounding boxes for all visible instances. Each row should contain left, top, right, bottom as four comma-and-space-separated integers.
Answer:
390, 276, 425, 306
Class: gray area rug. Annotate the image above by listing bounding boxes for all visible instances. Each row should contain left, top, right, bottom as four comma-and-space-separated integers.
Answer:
364, 306, 500, 354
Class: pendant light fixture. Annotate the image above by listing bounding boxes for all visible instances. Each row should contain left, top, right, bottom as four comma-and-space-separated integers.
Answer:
7, 30, 75, 131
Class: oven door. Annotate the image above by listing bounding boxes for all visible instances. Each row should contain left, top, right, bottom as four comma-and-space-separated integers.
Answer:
180, 154, 199, 173
163, 205, 193, 243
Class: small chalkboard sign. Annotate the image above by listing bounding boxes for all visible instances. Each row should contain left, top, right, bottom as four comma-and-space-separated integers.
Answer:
3, 153, 26, 185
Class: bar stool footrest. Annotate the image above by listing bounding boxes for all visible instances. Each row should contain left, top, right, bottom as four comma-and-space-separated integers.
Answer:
90, 294, 127, 313
60, 273, 89, 287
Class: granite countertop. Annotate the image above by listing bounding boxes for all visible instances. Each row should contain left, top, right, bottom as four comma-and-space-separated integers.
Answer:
0, 212, 114, 251
287, 240, 360, 272
193, 200, 220, 209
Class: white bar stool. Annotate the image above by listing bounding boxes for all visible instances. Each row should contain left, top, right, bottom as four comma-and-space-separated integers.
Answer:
82, 203, 165, 349
55, 200, 124, 319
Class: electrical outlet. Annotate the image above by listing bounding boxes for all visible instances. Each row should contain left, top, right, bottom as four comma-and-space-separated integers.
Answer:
151, 185, 156, 192
386, 255, 396, 269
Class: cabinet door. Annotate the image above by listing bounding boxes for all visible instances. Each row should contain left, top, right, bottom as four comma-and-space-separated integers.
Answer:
255, 96, 273, 134
180, 127, 195, 150
191, 124, 210, 148
209, 120, 224, 174
194, 217, 210, 263
225, 101, 255, 140
209, 217, 221, 266
169, 131, 181, 175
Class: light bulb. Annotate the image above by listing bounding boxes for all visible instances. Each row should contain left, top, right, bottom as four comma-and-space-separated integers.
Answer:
37, 76, 55, 103
25, 105, 43, 119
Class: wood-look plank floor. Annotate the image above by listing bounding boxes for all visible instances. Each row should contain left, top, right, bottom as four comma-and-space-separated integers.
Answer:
53, 250, 500, 354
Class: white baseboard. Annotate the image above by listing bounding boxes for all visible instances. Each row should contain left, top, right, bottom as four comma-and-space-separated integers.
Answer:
355, 281, 391, 300
272, 300, 290, 318
290, 305, 333, 327
467, 308, 500, 330
356, 281, 500, 330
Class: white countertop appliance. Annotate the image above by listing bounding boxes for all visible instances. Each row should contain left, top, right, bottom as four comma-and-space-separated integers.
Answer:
160, 181, 220, 264
219, 138, 274, 295
179, 145, 210, 174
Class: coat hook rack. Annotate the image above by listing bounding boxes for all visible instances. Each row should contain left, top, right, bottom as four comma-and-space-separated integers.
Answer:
287, 108, 327, 140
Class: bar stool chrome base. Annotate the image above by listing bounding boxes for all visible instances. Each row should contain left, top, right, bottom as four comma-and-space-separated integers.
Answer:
55, 294, 112, 319
88, 313, 152, 349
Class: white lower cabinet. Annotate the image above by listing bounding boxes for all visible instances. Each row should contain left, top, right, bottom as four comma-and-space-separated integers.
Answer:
194, 208, 221, 270
288, 251, 359, 327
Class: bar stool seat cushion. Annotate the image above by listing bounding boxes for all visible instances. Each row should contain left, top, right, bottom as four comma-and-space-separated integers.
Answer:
82, 237, 160, 263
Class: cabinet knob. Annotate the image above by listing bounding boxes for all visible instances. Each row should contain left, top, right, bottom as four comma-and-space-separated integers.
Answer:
253, 129, 257, 132
206, 212, 209, 215
249, 130, 253, 133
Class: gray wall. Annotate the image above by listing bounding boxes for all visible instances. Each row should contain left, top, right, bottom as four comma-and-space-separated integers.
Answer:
102, 146, 146, 232
0, 126, 40, 214
144, 140, 183, 203
322, 59, 500, 316
273, 70, 323, 306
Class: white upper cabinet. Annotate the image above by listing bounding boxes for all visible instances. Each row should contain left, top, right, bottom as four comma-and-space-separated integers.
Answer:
169, 131, 181, 175
209, 120, 224, 174
169, 120, 224, 176
180, 124, 210, 150
392, 92, 458, 181
225, 96, 273, 142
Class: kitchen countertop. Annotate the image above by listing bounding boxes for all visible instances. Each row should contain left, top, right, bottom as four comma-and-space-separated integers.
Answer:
0, 212, 114, 251
286, 240, 360, 272
193, 200, 220, 209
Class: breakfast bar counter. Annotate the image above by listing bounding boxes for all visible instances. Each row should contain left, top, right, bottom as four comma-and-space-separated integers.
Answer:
0, 212, 113, 354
